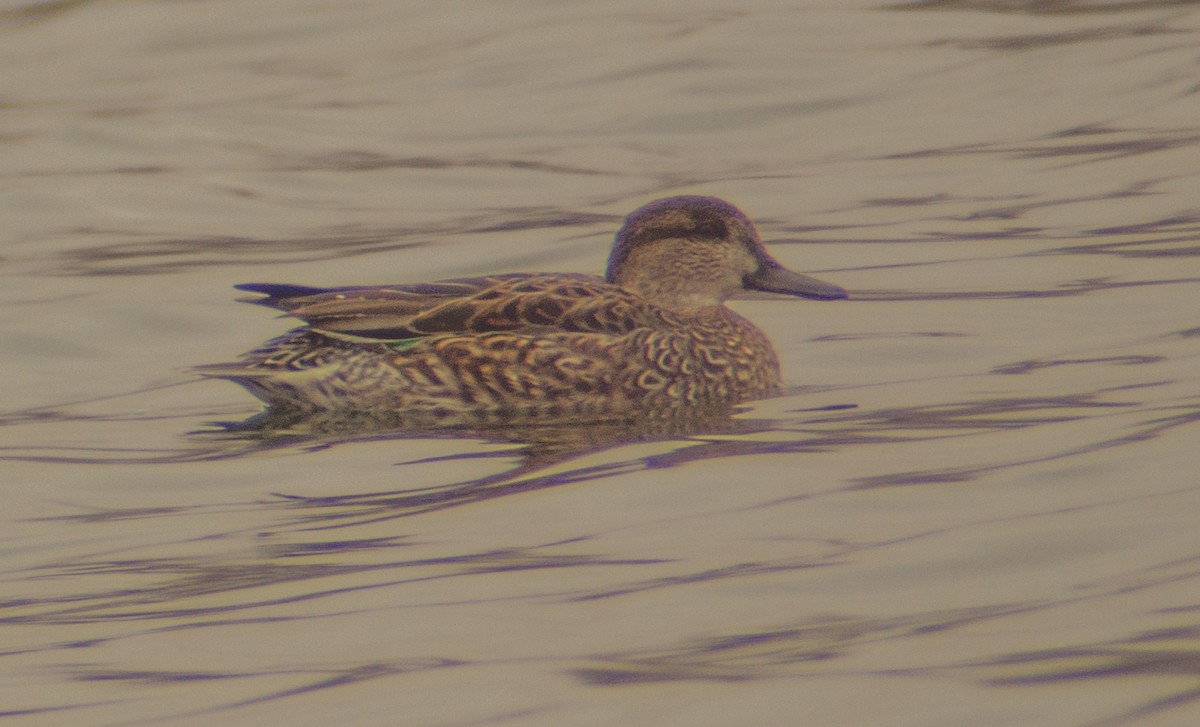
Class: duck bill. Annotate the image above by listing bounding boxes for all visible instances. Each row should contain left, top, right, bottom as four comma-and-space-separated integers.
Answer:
745, 262, 848, 300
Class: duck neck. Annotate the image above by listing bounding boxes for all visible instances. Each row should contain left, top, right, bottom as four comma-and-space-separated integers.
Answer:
609, 243, 739, 310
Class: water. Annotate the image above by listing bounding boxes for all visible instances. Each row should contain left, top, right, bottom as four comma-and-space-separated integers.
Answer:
3, 1, 1200, 725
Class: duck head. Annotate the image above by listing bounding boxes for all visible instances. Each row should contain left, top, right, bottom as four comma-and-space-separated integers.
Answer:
605, 195, 847, 308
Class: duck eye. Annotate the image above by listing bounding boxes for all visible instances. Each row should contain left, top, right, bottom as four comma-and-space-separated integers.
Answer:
692, 219, 727, 239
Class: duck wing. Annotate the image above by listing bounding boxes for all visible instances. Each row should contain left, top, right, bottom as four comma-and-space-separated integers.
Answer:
235, 273, 661, 340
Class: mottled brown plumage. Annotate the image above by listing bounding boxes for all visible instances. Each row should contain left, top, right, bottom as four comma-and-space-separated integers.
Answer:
198, 196, 846, 427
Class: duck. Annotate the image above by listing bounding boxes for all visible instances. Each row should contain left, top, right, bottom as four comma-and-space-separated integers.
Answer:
198, 195, 846, 427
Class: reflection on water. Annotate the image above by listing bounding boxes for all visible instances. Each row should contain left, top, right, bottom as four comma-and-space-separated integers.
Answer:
891, 0, 1197, 15
4, 386, 1200, 721
3, 0, 1200, 724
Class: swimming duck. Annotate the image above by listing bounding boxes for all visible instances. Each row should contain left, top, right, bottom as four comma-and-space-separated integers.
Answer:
199, 195, 846, 426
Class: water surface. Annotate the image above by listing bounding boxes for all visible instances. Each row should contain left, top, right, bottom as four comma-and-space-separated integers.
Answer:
2, 1, 1199, 725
